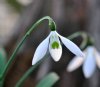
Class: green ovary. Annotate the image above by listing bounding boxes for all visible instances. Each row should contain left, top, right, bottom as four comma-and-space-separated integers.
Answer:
52, 41, 59, 49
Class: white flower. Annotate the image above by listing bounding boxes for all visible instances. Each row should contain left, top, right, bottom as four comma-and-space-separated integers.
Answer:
32, 31, 84, 65
67, 46, 100, 78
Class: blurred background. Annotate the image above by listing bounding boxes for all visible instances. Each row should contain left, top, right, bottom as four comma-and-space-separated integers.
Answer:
0, 0, 100, 87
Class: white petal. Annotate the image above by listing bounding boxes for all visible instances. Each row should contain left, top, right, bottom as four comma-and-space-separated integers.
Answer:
32, 35, 50, 65
58, 34, 84, 57
67, 56, 84, 72
49, 31, 62, 61
83, 47, 96, 78
94, 48, 100, 68
49, 46, 62, 61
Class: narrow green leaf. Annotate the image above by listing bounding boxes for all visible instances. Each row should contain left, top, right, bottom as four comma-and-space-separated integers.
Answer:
0, 48, 7, 75
36, 72, 59, 87
15, 54, 49, 87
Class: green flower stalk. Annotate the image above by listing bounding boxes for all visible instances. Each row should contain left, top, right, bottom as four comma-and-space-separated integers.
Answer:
0, 16, 56, 80
16, 31, 87, 86
0, 16, 85, 87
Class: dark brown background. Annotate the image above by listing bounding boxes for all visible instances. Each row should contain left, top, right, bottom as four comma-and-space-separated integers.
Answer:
2, 0, 100, 87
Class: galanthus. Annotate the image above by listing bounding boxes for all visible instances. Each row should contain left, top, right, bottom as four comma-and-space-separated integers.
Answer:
67, 46, 100, 78
32, 30, 84, 65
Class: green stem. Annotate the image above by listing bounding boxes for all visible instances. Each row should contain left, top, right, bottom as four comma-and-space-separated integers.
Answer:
67, 32, 82, 40
67, 31, 88, 49
15, 54, 48, 87
0, 16, 56, 80
15, 32, 88, 87
15, 65, 38, 87
0, 78, 4, 87
80, 32, 88, 49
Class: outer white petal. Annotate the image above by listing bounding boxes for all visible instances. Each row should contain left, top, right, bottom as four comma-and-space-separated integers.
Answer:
58, 34, 84, 57
67, 56, 84, 72
49, 47, 62, 61
83, 47, 96, 78
32, 35, 50, 65
94, 48, 100, 68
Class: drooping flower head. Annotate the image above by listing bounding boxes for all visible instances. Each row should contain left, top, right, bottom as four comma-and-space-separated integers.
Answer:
67, 46, 100, 78
32, 30, 84, 65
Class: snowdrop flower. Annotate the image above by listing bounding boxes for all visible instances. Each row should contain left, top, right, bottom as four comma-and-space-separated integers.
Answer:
32, 30, 84, 65
67, 46, 100, 78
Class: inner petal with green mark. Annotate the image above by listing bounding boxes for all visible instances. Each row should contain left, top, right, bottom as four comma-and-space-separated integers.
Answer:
52, 41, 59, 49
